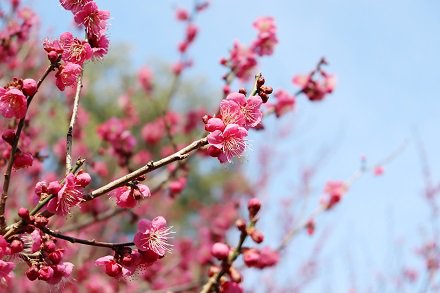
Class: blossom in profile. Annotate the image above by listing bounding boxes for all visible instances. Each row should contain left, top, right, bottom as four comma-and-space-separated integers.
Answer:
74, 2, 110, 37
111, 184, 151, 208
55, 62, 82, 91
134, 216, 174, 256
0, 260, 15, 285
0, 88, 27, 119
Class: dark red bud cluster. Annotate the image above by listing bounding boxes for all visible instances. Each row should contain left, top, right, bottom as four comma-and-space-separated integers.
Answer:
255, 75, 273, 103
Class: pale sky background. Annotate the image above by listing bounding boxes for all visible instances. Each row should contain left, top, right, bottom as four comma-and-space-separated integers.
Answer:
34, 0, 440, 291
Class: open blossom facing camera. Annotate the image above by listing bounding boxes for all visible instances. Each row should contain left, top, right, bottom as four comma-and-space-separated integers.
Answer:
134, 216, 174, 256
205, 92, 264, 163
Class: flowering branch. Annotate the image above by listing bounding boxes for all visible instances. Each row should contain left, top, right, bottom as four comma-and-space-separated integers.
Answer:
65, 71, 83, 173
85, 137, 208, 201
0, 62, 58, 232
277, 141, 408, 252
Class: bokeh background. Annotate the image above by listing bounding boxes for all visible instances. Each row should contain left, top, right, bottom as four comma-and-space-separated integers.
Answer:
33, 0, 440, 291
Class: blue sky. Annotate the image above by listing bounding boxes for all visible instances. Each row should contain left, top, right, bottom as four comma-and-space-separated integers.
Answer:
34, 0, 440, 291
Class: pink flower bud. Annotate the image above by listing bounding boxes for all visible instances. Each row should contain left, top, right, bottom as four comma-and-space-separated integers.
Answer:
211, 242, 229, 260
22, 78, 37, 96
48, 51, 59, 63
235, 218, 247, 232
43, 241, 56, 253
48, 250, 63, 265
18, 207, 30, 220
34, 181, 48, 196
10, 239, 23, 253
75, 172, 92, 187
105, 261, 122, 277
47, 181, 62, 194
243, 249, 260, 267
38, 265, 54, 281
2, 129, 15, 145
248, 198, 261, 217
250, 230, 264, 244
13, 152, 33, 169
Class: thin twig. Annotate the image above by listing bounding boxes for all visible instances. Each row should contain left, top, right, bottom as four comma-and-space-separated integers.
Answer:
66, 71, 83, 174
40, 226, 133, 249
85, 137, 208, 201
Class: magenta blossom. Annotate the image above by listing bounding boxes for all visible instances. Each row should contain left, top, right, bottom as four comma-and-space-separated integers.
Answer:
226, 92, 263, 128
88, 33, 109, 59
134, 216, 174, 256
74, 2, 110, 37
0, 88, 27, 119
111, 184, 151, 208
219, 99, 245, 126
59, 32, 92, 65
59, 0, 91, 14
0, 260, 15, 285
207, 123, 248, 163
47, 173, 91, 216
55, 62, 82, 91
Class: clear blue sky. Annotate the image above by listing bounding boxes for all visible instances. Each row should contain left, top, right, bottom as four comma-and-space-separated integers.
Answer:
34, 0, 440, 291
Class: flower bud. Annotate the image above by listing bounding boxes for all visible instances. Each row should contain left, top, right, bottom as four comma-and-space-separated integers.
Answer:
2, 129, 15, 145
22, 78, 37, 96
48, 250, 63, 265
18, 207, 30, 220
10, 239, 24, 253
26, 265, 39, 281
47, 51, 59, 63
38, 265, 54, 281
43, 240, 56, 253
47, 181, 61, 195
235, 218, 247, 232
250, 229, 264, 244
211, 242, 229, 260
247, 198, 261, 218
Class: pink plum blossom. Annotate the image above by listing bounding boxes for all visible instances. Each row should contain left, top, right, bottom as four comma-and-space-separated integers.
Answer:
134, 216, 174, 256
111, 184, 151, 208
0, 88, 27, 119
207, 123, 248, 163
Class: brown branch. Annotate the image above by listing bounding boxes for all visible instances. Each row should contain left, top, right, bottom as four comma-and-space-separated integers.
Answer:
84, 137, 208, 201
40, 226, 134, 249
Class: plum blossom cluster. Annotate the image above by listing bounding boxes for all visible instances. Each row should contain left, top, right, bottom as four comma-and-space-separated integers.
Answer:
43, 0, 110, 91
110, 180, 151, 209
35, 171, 91, 216
220, 17, 278, 84
293, 58, 336, 102
97, 117, 137, 166
205, 198, 278, 292
172, 2, 209, 75
205, 92, 262, 163
320, 180, 348, 210
204, 75, 273, 163
95, 216, 173, 279
0, 3, 39, 78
